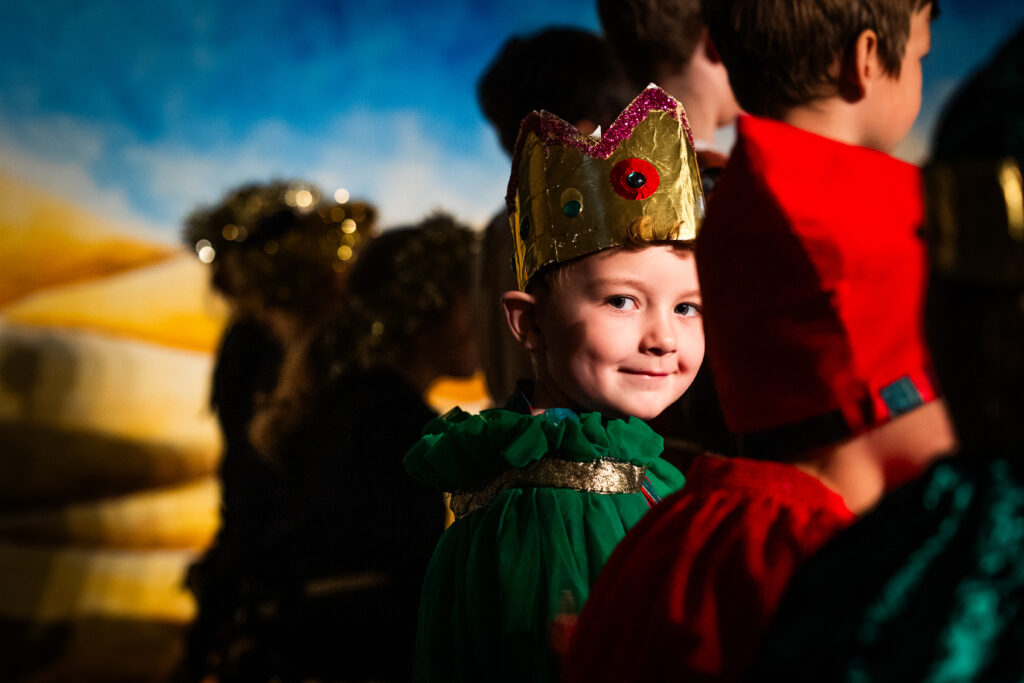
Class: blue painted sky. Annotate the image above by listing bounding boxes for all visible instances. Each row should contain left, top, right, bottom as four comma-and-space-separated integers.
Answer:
1, 0, 1022, 238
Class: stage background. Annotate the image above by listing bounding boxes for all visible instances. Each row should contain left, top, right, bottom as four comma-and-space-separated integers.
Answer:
1, 1, 1022, 679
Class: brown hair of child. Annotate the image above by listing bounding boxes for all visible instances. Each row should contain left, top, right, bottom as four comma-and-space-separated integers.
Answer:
527, 226, 696, 296
597, 0, 707, 91
702, 0, 939, 118
477, 28, 635, 155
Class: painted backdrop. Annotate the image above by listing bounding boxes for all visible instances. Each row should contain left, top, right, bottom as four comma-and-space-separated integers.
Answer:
1, 1, 1022, 679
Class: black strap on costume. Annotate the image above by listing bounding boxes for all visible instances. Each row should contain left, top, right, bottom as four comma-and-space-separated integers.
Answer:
738, 410, 853, 461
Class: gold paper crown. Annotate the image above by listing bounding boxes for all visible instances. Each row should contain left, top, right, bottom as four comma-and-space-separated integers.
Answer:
507, 86, 705, 290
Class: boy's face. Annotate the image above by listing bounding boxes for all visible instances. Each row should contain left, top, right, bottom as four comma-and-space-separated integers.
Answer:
532, 245, 704, 420
867, 4, 932, 153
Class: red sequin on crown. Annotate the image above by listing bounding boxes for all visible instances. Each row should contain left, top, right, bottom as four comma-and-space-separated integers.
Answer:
610, 158, 660, 200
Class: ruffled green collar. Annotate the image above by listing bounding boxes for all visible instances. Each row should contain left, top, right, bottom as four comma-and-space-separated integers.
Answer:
403, 406, 663, 492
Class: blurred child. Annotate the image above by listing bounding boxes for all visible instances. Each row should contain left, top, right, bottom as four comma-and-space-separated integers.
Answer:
179, 180, 376, 682
475, 27, 635, 406
242, 214, 479, 682
404, 87, 704, 683
562, 1, 953, 681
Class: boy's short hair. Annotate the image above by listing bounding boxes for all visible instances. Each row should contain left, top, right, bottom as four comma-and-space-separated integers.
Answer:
478, 28, 634, 155
528, 239, 695, 295
597, 0, 706, 90
703, 0, 938, 118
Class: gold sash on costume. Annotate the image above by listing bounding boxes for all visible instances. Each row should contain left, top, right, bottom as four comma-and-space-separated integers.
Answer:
448, 457, 647, 519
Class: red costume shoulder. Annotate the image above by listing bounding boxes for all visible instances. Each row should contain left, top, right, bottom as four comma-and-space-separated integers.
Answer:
696, 116, 934, 440
562, 455, 853, 683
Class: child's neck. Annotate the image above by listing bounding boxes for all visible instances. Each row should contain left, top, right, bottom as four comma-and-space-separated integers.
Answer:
659, 71, 717, 145
657, 66, 734, 146
526, 377, 580, 416
792, 400, 956, 515
779, 100, 892, 153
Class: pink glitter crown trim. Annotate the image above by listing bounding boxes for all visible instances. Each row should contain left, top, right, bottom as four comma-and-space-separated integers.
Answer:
505, 86, 693, 208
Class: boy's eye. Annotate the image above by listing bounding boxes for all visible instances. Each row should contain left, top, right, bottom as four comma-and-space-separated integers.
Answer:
607, 296, 637, 310
675, 302, 702, 317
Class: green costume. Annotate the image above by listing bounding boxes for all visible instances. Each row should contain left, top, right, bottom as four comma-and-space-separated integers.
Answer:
404, 402, 684, 683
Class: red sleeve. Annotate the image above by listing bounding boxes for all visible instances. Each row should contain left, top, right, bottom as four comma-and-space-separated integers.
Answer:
563, 469, 852, 683
688, 498, 852, 680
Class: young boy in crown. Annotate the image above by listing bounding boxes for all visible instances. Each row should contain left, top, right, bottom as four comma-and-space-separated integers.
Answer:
562, 1, 954, 682
403, 87, 704, 683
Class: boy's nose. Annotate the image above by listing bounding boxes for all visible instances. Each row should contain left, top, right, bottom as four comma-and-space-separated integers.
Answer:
641, 313, 677, 356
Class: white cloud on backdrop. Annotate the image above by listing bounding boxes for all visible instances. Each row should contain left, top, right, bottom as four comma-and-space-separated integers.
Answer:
0, 106, 510, 240
122, 109, 510, 231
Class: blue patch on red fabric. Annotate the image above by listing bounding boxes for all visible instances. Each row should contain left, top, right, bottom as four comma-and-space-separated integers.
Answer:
880, 376, 924, 417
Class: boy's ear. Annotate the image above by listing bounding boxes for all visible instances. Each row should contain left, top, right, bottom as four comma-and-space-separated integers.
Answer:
846, 28, 882, 99
501, 290, 544, 353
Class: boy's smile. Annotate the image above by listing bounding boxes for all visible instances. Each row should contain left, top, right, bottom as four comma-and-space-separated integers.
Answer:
528, 245, 704, 420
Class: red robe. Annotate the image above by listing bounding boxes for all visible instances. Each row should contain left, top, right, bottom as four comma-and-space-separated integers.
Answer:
696, 115, 932, 442
561, 455, 853, 683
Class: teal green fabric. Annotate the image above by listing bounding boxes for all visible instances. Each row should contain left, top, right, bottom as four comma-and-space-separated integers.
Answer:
751, 455, 1024, 682
404, 407, 685, 683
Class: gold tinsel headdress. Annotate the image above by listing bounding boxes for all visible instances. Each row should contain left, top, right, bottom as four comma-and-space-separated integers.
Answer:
183, 180, 378, 314
507, 86, 705, 290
